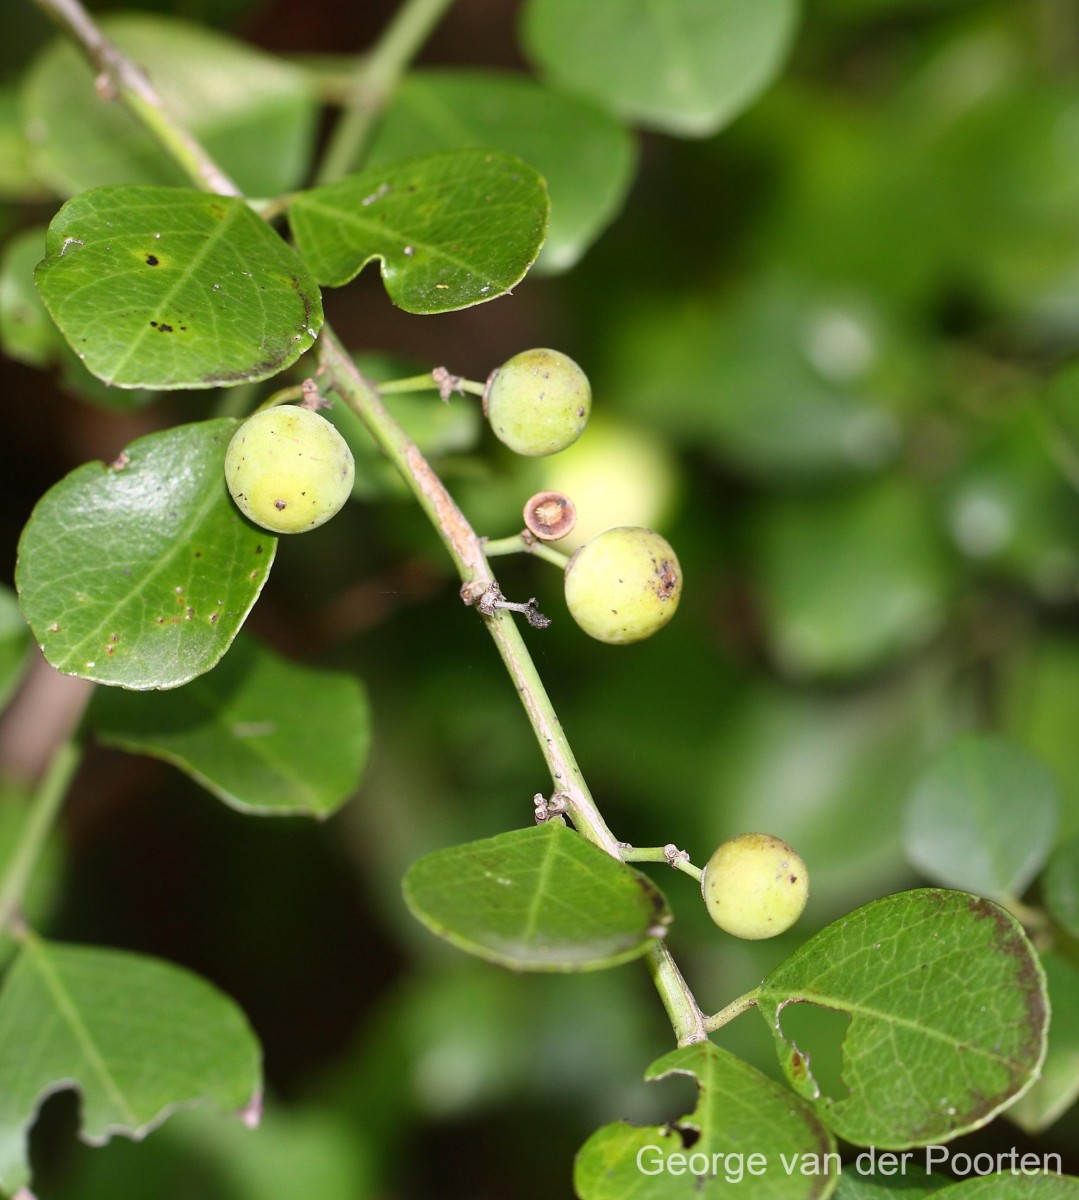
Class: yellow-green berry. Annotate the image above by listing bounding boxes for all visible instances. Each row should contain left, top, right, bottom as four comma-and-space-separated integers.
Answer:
563, 526, 681, 644
483, 348, 591, 457
224, 406, 354, 534
701, 833, 809, 940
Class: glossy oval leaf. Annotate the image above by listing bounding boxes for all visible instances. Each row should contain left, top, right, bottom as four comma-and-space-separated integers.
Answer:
756, 890, 1048, 1148
521, 0, 800, 137
1006, 951, 1079, 1135
35, 186, 323, 389
288, 149, 548, 312
902, 735, 1059, 901
0, 935, 261, 1196
574, 1041, 837, 1199
21, 14, 317, 198
16, 419, 276, 690
87, 633, 370, 817
365, 70, 636, 273
403, 822, 671, 971
1043, 833, 1079, 939
0, 225, 156, 409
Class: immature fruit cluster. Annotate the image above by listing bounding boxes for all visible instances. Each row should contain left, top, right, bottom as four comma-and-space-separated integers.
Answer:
224, 406, 355, 534
701, 833, 809, 940
484, 348, 591, 457
563, 526, 682, 644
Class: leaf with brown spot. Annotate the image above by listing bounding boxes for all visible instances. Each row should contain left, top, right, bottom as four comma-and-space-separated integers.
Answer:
756, 890, 1048, 1148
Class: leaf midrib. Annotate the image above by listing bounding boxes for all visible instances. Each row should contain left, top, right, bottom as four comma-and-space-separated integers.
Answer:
23, 938, 138, 1127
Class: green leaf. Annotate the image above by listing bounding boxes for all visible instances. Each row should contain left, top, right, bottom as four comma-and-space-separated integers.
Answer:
942, 409, 1079, 603
288, 149, 549, 312
0, 586, 30, 715
833, 1163, 947, 1198
35, 186, 323, 390
521, 0, 800, 137
16, 419, 276, 690
1002, 635, 1079, 838
933, 1178, 1079, 1199
0, 87, 43, 202
756, 890, 1048, 1148
574, 1041, 837, 1199
0, 227, 53, 369
0, 226, 155, 409
754, 475, 951, 678
1043, 359, 1079, 472
21, 14, 317, 198
1007, 951, 1079, 1134
902, 735, 1059, 901
87, 633, 370, 817
0, 935, 261, 1195
1043, 833, 1079, 939
365, 70, 636, 273
402, 822, 671, 971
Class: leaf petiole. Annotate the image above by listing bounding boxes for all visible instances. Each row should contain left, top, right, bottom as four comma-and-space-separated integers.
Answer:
0, 739, 82, 939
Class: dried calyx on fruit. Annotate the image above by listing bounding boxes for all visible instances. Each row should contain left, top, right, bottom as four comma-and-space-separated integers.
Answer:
523, 491, 577, 541
483, 348, 591, 457
224, 405, 355, 534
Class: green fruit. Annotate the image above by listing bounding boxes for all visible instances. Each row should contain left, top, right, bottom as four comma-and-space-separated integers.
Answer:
563, 526, 681, 644
483, 348, 591, 457
225, 406, 355, 534
701, 833, 809, 940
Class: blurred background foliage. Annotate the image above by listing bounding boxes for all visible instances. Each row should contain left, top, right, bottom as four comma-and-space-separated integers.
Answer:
2, 0, 1079, 1195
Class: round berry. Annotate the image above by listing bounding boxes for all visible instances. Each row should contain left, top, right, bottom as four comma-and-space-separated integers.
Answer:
701, 833, 809, 940
483, 348, 591, 457
563, 526, 681, 644
224, 406, 355, 534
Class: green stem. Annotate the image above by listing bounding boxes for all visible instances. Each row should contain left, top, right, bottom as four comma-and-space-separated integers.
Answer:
622, 845, 704, 880
0, 740, 82, 937
703, 989, 759, 1032
315, 0, 456, 184
379, 372, 485, 398
31, 0, 240, 196
484, 535, 571, 570
645, 944, 708, 1045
